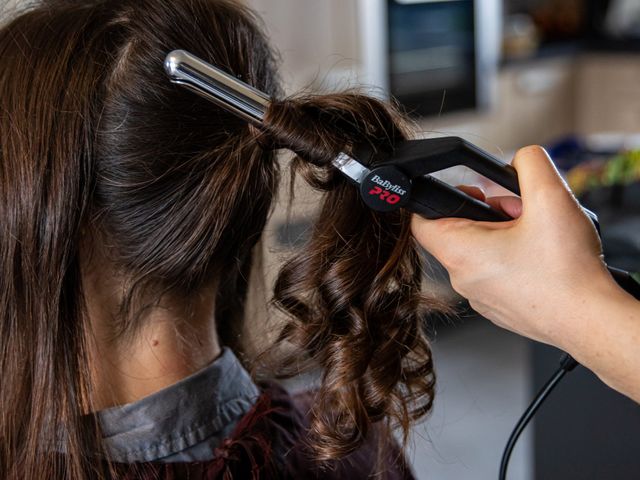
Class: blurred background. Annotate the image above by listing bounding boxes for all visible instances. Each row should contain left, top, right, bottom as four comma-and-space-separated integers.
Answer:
244, 1, 640, 479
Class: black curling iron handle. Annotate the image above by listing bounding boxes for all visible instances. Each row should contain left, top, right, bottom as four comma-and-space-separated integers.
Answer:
463, 140, 521, 196
408, 175, 510, 222
389, 137, 521, 195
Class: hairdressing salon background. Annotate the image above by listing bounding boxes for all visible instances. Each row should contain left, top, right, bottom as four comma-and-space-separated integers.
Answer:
245, 1, 640, 479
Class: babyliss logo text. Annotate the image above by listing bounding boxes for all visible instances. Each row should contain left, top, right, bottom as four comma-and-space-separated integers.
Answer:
370, 175, 407, 196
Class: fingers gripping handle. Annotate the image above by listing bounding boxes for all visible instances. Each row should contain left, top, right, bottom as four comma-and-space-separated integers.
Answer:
408, 176, 511, 222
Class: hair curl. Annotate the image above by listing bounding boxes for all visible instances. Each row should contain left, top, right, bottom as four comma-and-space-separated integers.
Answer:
263, 94, 452, 460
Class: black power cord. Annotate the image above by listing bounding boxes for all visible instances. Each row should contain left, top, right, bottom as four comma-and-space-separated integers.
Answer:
498, 353, 579, 480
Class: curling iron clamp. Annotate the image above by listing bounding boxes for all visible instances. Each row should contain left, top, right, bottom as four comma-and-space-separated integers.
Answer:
164, 49, 640, 299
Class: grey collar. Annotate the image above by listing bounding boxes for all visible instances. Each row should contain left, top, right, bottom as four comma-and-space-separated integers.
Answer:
96, 347, 260, 463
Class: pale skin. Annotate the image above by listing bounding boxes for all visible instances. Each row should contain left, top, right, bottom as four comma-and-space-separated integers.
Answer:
411, 145, 640, 403
82, 253, 221, 410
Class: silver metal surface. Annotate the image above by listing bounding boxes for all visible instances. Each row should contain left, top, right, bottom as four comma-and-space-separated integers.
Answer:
357, 0, 389, 97
333, 152, 370, 184
164, 50, 367, 184
474, 0, 501, 110
164, 50, 270, 125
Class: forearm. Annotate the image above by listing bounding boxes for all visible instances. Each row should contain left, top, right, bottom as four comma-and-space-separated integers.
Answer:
557, 279, 640, 403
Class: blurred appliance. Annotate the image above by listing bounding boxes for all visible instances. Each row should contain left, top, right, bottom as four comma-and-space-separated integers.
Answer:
358, 0, 501, 117
602, 0, 640, 39
586, 0, 640, 40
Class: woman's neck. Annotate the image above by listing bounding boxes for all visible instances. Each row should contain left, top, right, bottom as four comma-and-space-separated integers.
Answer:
83, 266, 221, 411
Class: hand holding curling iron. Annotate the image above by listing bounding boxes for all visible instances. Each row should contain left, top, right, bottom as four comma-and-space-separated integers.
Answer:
412, 145, 640, 403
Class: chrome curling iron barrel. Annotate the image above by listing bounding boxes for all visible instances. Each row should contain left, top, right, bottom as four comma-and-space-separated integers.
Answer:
164, 49, 270, 125
164, 49, 371, 186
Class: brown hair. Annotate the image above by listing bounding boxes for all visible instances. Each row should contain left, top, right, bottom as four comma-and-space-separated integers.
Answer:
0, 0, 449, 478
264, 95, 449, 461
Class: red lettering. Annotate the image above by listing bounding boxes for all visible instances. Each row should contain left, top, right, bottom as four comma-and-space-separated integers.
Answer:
387, 194, 401, 205
368, 187, 403, 206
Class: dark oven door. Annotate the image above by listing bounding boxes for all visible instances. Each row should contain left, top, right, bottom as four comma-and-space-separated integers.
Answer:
388, 0, 477, 117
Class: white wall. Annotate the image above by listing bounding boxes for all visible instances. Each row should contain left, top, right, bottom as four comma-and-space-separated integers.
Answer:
245, 0, 359, 92
1, 0, 25, 22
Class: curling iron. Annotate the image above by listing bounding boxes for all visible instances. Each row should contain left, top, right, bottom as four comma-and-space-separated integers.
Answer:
163, 50, 522, 222
164, 50, 640, 480
163, 49, 640, 299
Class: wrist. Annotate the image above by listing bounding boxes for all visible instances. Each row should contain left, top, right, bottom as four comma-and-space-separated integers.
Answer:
554, 272, 640, 386
550, 268, 625, 354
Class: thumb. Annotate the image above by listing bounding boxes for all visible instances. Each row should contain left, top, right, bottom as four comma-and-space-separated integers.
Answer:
512, 145, 573, 209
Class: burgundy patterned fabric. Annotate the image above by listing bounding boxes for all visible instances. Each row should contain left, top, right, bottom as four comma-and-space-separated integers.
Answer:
111, 382, 416, 480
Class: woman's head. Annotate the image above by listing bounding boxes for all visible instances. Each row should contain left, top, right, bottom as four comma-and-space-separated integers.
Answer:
0, 0, 447, 478
1, 0, 280, 476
